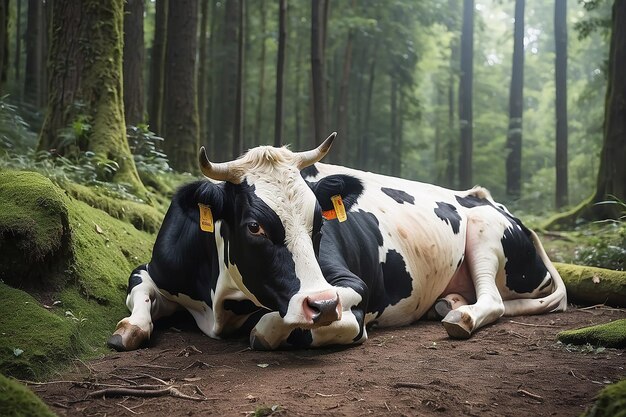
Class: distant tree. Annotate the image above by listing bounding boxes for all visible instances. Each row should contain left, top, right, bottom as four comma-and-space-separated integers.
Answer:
13, 0, 20, 86
253, 0, 267, 146
162, 0, 200, 173
458, 0, 474, 189
311, 0, 328, 145
274, 0, 286, 147
233, 0, 245, 157
198, 0, 209, 142
24, 0, 47, 106
336, 7, 354, 164
506, 0, 525, 199
555, 0, 568, 209
148, 0, 167, 135
38, 0, 144, 191
123, 0, 145, 126
0, 0, 7, 92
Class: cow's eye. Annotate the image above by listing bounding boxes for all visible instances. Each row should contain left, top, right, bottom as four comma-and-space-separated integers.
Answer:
247, 222, 267, 237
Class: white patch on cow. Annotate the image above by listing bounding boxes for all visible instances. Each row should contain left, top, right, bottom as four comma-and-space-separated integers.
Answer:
311, 309, 366, 346
158, 288, 217, 337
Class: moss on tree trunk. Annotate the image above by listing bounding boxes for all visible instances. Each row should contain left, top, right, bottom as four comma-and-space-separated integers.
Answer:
555, 263, 626, 307
38, 0, 145, 193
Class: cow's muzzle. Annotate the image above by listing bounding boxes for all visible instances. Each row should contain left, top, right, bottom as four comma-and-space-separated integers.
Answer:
302, 290, 342, 326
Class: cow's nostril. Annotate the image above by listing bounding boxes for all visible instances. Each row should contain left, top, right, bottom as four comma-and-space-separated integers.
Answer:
305, 296, 340, 325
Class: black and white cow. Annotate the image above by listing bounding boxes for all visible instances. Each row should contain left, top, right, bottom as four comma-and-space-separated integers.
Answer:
107, 134, 566, 351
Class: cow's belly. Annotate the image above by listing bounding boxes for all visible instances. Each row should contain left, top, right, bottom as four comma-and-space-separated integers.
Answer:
362, 202, 468, 328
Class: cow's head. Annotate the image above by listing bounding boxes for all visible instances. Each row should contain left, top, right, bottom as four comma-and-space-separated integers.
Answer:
198, 134, 341, 329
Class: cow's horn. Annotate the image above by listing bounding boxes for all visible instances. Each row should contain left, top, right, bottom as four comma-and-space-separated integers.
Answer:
199, 146, 235, 182
296, 132, 337, 169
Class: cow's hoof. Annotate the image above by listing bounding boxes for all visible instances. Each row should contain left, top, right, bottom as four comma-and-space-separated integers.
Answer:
441, 310, 473, 339
434, 298, 452, 319
107, 320, 148, 351
249, 330, 273, 351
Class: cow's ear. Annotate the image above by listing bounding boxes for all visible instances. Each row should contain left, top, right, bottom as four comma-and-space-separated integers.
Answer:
194, 180, 228, 220
310, 174, 364, 213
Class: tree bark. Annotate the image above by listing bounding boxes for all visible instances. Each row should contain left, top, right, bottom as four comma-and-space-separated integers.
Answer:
216, 0, 238, 161
336, 25, 354, 164
311, 0, 328, 143
458, 0, 474, 190
233, 0, 245, 158
253, 0, 267, 147
123, 0, 145, 126
0, 0, 7, 92
506, 0, 525, 199
14, 0, 20, 87
274, 0, 286, 147
360, 45, 377, 169
555, 0, 568, 209
197, 0, 209, 143
24, 0, 45, 106
38, 0, 144, 191
162, 0, 199, 173
148, 0, 167, 135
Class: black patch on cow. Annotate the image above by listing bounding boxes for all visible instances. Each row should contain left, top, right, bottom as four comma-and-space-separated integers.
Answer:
455, 194, 492, 209
434, 202, 462, 234
368, 250, 413, 316
500, 220, 549, 294
300, 164, 319, 179
351, 308, 366, 342
223, 299, 261, 316
310, 174, 364, 213
286, 328, 313, 347
456, 254, 464, 269
381, 187, 415, 205
126, 264, 147, 294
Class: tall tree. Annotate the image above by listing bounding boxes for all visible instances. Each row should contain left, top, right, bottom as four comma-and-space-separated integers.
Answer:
274, 0, 286, 147
506, 0, 525, 199
123, 0, 145, 126
38, 0, 144, 191
0, 0, 7, 92
253, 0, 267, 146
336, 11, 354, 164
162, 0, 200, 173
311, 0, 328, 144
14, 0, 20, 86
148, 0, 167, 135
458, 0, 474, 189
555, 0, 568, 208
233, 0, 245, 157
24, 0, 46, 106
197, 0, 209, 143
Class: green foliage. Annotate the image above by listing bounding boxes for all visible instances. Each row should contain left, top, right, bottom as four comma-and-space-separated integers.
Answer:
0, 374, 56, 417
0, 96, 38, 154
573, 222, 626, 270
581, 379, 626, 417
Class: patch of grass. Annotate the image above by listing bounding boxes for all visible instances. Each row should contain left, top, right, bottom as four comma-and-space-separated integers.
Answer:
557, 319, 626, 348
0, 374, 55, 417
582, 379, 626, 417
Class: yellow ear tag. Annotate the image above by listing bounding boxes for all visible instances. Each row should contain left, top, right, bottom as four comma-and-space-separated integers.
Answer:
330, 195, 348, 222
198, 203, 214, 232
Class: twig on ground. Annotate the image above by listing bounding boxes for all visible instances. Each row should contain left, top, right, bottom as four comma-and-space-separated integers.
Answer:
87, 386, 206, 401
118, 402, 141, 414
135, 363, 179, 370
108, 374, 139, 385
182, 360, 214, 371
136, 372, 170, 386
517, 389, 543, 402
509, 320, 554, 328
392, 382, 428, 390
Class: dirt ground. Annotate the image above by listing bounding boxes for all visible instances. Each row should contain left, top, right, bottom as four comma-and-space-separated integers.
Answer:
32, 307, 625, 417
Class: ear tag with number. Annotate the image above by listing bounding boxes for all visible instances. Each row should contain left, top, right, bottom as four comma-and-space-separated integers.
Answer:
330, 195, 348, 222
198, 203, 214, 232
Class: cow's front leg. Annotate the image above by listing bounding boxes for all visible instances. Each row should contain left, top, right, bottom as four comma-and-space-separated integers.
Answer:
107, 267, 179, 351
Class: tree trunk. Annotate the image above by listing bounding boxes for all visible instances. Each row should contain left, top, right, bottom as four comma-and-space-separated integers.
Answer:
14, 0, 20, 87
0, 0, 7, 92
506, 0, 525, 199
148, 0, 167, 135
274, 0, 286, 147
197, 0, 209, 143
336, 26, 354, 164
162, 0, 199, 173
360, 45, 377, 169
253, 0, 267, 147
216, 0, 238, 161
233, 0, 244, 158
458, 0, 474, 190
38, 0, 144, 191
24, 0, 45, 106
555, 0, 568, 209
390, 77, 398, 176
123, 0, 145, 126
311, 0, 327, 143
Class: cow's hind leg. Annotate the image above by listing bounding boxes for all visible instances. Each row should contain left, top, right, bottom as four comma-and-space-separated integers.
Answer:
442, 213, 505, 339
107, 266, 179, 351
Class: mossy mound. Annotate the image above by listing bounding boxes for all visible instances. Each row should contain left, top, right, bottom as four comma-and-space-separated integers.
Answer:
0, 169, 156, 379
0, 374, 55, 417
582, 379, 626, 417
555, 263, 626, 307
558, 319, 626, 348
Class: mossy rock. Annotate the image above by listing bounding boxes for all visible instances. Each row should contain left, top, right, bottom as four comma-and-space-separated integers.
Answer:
555, 263, 626, 307
558, 319, 626, 348
582, 379, 626, 417
0, 169, 156, 379
0, 374, 56, 417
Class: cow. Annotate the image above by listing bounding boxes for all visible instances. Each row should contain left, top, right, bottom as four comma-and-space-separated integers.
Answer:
107, 134, 566, 351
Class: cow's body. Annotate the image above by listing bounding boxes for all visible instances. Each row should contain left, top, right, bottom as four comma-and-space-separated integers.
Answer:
108, 138, 566, 351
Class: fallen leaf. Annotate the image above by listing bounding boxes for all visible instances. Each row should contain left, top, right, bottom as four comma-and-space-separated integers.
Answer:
246, 394, 258, 402
257, 363, 269, 368
94, 223, 104, 234
13, 348, 23, 357
183, 377, 202, 382
592, 275, 600, 284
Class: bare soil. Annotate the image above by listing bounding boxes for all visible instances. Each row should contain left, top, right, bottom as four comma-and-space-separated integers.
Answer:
34, 307, 625, 417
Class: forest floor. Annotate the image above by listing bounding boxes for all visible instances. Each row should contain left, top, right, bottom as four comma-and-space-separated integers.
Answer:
32, 306, 625, 417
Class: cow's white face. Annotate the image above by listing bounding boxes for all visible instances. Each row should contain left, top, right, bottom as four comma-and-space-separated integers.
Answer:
201, 139, 342, 329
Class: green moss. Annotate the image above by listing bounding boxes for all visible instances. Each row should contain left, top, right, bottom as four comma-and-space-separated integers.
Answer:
558, 319, 626, 348
0, 169, 156, 379
555, 263, 626, 307
0, 374, 56, 417
0, 284, 78, 379
582, 379, 626, 417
